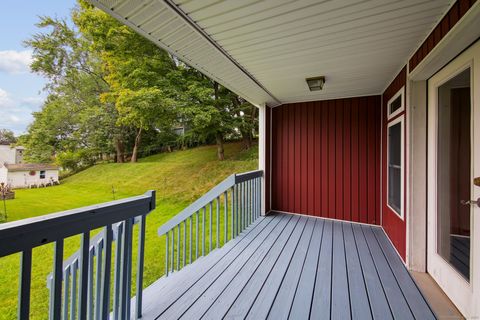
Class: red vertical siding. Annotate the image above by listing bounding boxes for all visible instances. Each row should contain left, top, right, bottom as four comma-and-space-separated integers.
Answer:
382, 67, 407, 260
270, 96, 381, 224
409, 0, 477, 71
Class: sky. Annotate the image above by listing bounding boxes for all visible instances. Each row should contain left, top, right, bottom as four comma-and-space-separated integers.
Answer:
0, 1, 76, 135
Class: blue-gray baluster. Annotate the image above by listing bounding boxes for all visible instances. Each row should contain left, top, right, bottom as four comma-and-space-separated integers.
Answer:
171, 229, 174, 273
195, 211, 199, 260
78, 232, 90, 320
48, 276, 53, 319
251, 179, 254, 223
101, 225, 112, 320
209, 202, 212, 253
256, 178, 258, 218
224, 191, 228, 244
124, 218, 134, 320
202, 207, 206, 256
119, 219, 131, 320
113, 223, 123, 320
248, 180, 251, 226
231, 187, 235, 239
51, 239, 64, 320
183, 220, 186, 268
165, 232, 169, 277
216, 197, 220, 248
18, 249, 32, 320
251, 179, 254, 221
235, 184, 238, 236
87, 247, 94, 320
189, 216, 192, 264
136, 214, 146, 319
70, 260, 78, 320
242, 182, 245, 231
95, 240, 103, 320
176, 224, 180, 270
257, 177, 262, 217
62, 266, 70, 320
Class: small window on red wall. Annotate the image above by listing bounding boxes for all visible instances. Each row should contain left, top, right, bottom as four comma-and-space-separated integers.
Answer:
387, 115, 404, 219
387, 87, 404, 119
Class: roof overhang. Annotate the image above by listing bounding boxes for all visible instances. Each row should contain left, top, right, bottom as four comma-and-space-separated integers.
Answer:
89, 0, 453, 107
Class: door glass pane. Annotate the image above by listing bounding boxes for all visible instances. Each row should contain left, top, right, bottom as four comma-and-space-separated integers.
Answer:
437, 68, 471, 281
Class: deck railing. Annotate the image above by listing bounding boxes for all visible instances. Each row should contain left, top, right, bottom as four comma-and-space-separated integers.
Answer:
0, 190, 155, 320
158, 170, 263, 276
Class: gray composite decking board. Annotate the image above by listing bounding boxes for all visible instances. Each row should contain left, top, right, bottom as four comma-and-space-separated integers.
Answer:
310, 219, 333, 320
141, 216, 272, 318
244, 216, 309, 320
222, 215, 303, 319
180, 214, 293, 319
288, 219, 325, 319
361, 225, 415, 320
372, 228, 436, 320
202, 214, 299, 320
159, 214, 285, 319
351, 223, 393, 320
343, 222, 372, 320
141, 213, 436, 320
331, 220, 351, 320
266, 217, 316, 320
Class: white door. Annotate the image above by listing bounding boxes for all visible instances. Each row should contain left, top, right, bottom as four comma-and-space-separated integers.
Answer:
428, 40, 480, 318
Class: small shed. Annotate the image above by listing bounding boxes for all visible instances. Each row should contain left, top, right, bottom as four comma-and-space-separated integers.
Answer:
0, 163, 59, 189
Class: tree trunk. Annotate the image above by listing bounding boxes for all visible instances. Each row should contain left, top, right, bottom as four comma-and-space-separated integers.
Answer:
131, 128, 142, 163
216, 132, 225, 161
114, 137, 125, 163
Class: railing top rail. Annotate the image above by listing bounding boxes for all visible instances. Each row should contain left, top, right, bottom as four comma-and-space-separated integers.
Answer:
157, 170, 262, 236
235, 170, 263, 183
0, 190, 156, 257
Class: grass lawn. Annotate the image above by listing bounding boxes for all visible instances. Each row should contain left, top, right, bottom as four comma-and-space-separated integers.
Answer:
0, 142, 258, 319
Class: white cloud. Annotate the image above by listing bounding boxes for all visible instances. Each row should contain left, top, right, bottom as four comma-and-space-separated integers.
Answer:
0, 88, 43, 134
0, 50, 33, 74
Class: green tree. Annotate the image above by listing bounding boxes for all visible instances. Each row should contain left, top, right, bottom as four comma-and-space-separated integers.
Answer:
0, 129, 16, 145
74, 1, 178, 162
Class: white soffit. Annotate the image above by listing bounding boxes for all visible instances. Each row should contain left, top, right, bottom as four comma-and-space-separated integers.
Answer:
90, 0, 452, 106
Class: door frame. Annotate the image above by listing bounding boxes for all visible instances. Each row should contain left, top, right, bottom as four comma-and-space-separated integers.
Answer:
427, 41, 479, 318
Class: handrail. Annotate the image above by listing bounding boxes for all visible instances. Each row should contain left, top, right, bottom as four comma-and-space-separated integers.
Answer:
158, 170, 263, 276
0, 190, 156, 320
158, 175, 235, 236
0, 192, 155, 257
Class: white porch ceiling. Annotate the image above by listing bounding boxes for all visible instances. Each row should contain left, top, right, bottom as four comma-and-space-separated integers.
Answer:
90, 0, 452, 106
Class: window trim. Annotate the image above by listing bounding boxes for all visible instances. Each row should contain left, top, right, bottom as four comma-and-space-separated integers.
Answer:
387, 86, 405, 119
387, 115, 404, 220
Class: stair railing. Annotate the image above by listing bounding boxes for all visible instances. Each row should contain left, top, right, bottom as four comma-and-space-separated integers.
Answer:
158, 170, 263, 276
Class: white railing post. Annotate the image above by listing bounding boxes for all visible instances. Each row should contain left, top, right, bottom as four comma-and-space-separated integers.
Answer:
258, 103, 267, 216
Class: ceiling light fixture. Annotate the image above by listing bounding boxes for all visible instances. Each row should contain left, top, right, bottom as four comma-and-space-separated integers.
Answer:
306, 76, 325, 91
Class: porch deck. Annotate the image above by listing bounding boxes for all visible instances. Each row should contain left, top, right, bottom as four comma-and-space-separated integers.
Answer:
140, 212, 435, 320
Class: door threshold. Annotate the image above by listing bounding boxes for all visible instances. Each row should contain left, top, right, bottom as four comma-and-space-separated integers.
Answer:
410, 271, 464, 319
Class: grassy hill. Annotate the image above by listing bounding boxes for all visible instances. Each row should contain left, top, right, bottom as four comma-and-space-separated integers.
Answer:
0, 142, 258, 319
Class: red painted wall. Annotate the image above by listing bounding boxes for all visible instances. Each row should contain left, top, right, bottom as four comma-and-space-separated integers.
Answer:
409, 0, 477, 71
382, 67, 407, 260
270, 96, 381, 225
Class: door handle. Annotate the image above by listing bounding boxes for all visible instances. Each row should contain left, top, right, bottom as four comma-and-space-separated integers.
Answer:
461, 198, 480, 207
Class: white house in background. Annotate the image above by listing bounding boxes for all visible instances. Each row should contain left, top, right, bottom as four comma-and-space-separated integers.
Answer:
0, 143, 59, 188
0, 164, 59, 188
0, 144, 24, 165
